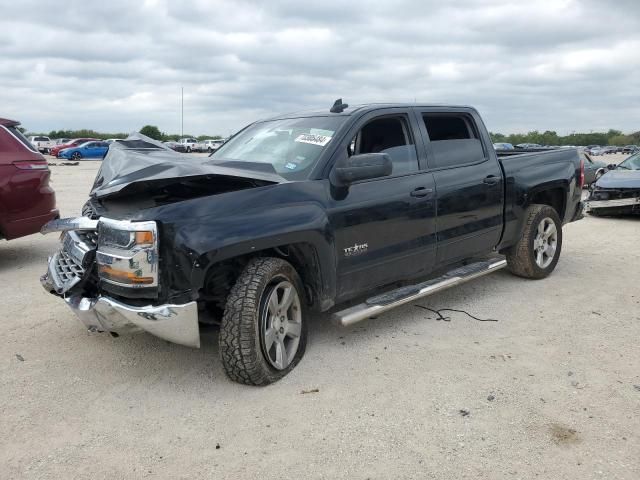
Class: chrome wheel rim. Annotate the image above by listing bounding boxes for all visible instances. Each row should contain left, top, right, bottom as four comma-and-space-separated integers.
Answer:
72, 152, 81, 160
533, 217, 558, 268
260, 280, 302, 370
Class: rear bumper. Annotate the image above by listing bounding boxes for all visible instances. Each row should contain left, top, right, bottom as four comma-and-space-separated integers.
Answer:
3, 208, 59, 240
62, 295, 200, 348
586, 197, 640, 209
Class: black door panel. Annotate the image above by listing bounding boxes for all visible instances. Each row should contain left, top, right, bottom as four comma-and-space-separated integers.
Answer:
329, 173, 437, 299
432, 161, 503, 264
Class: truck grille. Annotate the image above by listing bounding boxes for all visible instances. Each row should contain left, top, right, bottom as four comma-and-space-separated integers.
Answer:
55, 250, 85, 283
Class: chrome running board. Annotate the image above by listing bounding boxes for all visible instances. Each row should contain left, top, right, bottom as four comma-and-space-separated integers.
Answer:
332, 258, 507, 327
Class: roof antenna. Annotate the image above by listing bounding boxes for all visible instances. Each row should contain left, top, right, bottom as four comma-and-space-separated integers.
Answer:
330, 98, 348, 113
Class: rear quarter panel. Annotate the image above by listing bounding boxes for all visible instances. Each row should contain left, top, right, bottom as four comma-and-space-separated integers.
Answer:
497, 148, 581, 250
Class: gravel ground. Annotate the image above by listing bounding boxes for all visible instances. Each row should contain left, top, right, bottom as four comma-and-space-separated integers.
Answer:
1, 154, 639, 479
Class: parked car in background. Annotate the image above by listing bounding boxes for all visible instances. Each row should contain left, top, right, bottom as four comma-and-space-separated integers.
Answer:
28, 135, 55, 154
192, 140, 207, 152
55, 138, 70, 145
163, 141, 187, 153
493, 142, 514, 151
178, 138, 199, 153
0, 118, 58, 240
587, 152, 640, 216
202, 139, 226, 152
587, 146, 605, 156
58, 141, 109, 160
622, 145, 639, 154
105, 138, 125, 144
515, 143, 542, 149
602, 146, 617, 155
581, 152, 607, 185
51, 138, 99, 157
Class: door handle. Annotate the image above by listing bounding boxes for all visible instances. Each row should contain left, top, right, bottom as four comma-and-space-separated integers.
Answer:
410, 187, 433, 198
483, 175, 500, 185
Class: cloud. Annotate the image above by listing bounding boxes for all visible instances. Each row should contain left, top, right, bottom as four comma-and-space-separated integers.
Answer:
1, 0, 638, 135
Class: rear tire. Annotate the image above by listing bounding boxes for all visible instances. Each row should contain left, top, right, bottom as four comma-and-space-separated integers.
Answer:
506, 204, 563, 279
219, 257, 307, 385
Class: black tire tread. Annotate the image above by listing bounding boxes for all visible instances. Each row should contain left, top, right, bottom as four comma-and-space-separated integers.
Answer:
219, 257, 305, 385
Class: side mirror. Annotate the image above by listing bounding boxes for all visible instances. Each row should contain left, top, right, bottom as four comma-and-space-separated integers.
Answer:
607, 164, 616, 170
331, 153, 392, 186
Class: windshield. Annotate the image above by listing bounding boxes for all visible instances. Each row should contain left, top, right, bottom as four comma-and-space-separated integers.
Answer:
211, 116, 347, 179
618, 152, 640, 170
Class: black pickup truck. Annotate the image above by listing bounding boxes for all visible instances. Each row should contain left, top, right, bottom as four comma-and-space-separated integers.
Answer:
41, 101, 584, 385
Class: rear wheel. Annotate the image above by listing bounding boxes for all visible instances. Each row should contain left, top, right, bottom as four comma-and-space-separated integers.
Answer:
219, 257, 307, 385
506, 204, 562, 279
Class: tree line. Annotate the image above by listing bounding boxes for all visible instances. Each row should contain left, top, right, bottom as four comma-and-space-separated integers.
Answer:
24, 125, 223, 142
490, 129, 640, 147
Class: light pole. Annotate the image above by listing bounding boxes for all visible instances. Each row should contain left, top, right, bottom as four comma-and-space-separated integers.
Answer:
181, 86, 184, 139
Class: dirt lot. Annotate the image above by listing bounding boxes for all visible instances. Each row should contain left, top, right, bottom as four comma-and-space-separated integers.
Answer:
1, 154, 639, 479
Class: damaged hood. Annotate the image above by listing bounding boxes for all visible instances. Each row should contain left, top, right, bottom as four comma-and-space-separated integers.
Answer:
90, 133, 286, 199
595, 169, 640, 189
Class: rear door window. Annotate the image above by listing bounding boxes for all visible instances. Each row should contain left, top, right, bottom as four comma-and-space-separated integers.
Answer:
421, 113, 486, 168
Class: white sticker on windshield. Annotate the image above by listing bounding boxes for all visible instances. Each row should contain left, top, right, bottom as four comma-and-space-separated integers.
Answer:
294, 133, 332, 147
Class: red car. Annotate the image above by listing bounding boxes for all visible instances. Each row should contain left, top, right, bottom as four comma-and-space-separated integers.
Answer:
50, 137, 98, 157
0, 118, 59, 240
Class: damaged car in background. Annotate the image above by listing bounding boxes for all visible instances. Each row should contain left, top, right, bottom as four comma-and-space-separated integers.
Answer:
587, 151, 640, 216
40, 102, 585, 385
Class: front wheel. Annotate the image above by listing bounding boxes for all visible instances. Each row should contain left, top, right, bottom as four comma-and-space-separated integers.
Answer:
506, 204, 563, 279
219, 257, 307, 385
186, 146, 192, 153
71, 152, 82, 160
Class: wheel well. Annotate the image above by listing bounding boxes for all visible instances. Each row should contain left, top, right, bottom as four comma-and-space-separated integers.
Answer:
198, 243, 323, 315
530, 188, 565, 219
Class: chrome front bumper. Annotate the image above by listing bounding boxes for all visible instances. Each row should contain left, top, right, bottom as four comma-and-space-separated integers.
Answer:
586, 196, 640, 209
64, 296, 200, 348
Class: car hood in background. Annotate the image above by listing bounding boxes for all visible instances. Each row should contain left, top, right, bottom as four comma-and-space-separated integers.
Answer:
90, 133, 286, 199
595, 169, 640, 189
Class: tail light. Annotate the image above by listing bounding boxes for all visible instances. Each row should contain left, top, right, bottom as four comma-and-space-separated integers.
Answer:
12, 160, 49, 170
579, 157, 585, 188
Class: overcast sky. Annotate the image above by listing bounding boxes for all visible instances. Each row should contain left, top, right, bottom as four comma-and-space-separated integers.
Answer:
1, 0, 638, 136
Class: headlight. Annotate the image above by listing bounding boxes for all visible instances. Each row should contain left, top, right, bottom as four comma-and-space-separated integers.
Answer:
96, 219, 158, 287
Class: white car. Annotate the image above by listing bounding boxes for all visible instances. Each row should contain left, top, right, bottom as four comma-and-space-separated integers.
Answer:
201, 139, 225, 152
28, 135, 55, 153
178, 138, 200, 153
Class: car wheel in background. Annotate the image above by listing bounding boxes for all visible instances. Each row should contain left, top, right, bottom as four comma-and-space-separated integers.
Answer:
71, 152, 82, 160
506, 204, 563, 279
186, 147, 191, 153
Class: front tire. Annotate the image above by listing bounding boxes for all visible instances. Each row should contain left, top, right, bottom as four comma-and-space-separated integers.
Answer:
219, 257, 307, 385
506, 204, 563, 279
71, 152, 82, 160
